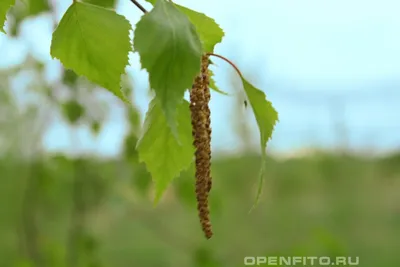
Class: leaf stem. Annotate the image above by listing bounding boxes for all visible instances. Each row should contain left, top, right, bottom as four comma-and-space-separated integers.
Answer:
207, 53, 242, 77
129, 0, 148, 13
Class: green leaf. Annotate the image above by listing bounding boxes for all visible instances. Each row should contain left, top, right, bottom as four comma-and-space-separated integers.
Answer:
83, 0, 117, 8
0, 0, 15, 33
242, 78, 277, 153
143, 0, 224, 53
136, 98, 194, 204
133, 0, 202, 135
50, 2, 131, 102
177, 5, 224, 53
241, 78, 278, 211
209, 69, 229, 95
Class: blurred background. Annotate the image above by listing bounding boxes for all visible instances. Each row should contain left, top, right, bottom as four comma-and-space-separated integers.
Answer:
0, 0, 399, 266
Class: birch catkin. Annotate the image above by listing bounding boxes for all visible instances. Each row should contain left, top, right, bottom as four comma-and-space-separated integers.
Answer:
203, 59, 212, 194
190, 55, 213, 239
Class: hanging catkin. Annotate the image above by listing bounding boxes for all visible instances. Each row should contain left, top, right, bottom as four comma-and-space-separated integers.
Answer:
190, 55, 213, 239
204, 60, 212, 194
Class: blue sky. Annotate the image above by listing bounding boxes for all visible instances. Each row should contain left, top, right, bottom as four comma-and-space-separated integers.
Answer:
1, 0, 400, 156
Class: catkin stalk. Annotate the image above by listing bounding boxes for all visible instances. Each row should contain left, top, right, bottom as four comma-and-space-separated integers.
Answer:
190, 55, 213, 239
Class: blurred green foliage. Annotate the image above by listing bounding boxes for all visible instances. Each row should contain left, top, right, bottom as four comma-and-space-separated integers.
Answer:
0, 55, 399, 266
0, 153, 399, 267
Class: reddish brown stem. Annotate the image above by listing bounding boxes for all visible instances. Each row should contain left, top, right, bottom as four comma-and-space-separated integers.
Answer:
207, 53, 243, 77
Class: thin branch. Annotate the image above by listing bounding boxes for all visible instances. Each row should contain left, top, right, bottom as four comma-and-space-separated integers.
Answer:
129, 0, 148, 13
207, 53, 243, 77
